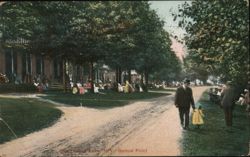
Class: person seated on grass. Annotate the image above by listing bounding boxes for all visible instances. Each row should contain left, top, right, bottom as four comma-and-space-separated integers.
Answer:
236, 93, 246, 106
192, 106, 205, 129
118, 83, 124, 92
72, 83, 79, 94
124, 81, 130, 93
124, 81, 135, 93
37, 83, 44, 93
128, 83, 135, 93
94, 83, 99, 93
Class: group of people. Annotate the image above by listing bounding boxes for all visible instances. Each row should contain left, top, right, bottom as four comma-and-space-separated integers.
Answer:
236, 89, 250, 113
174, 79, 250, 130
117, 81, 143, 93
217, 81, 249, 126
0, 73, 9, 84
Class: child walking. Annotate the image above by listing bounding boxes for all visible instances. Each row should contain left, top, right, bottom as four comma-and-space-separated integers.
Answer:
192, 106, 204, 128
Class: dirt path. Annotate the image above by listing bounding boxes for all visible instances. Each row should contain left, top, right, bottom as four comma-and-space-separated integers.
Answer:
0, 86, 209, 157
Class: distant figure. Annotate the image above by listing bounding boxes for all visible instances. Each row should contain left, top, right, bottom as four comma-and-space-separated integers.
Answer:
124, 81, 130, 93
243, 89, 250, 113
236, 93, 246, 106
118, 83, 124, 92
175, 79, 196, 130
192, 106, 204, 129
72, 83, 78, 94
124, 81, 134, 93
94, 83, 99, 93
220, 81, 237, 127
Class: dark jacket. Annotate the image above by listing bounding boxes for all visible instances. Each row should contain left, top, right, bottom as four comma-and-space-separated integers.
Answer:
221, 86, 237, 108
175, 86, 195, 109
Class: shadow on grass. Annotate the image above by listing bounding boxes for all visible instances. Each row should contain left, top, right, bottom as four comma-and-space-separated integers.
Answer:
40, 90, 170, 109
181, 91, 250, 156
0, 98, 62, 144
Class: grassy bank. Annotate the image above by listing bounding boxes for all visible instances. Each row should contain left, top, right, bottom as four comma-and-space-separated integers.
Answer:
41, 90, 170, 108
0, 98, 62, 144
181, 91, 250, 156
149, 88, 177, 92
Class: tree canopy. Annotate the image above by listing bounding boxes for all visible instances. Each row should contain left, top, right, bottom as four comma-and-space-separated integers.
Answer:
174, 0, 249, 85
0, 1, 183, 91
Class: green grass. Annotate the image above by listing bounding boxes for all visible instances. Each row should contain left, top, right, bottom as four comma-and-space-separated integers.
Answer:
41, 90, 170, 109
0, 98, 62, 144
181, 91, 250, 156
149, 88, 177, 92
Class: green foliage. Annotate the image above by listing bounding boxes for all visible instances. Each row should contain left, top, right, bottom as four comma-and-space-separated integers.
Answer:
0, 2, 182, 88
150, 49, 182, 82
182, 56, 209, 83
41, 90, 169, 108
0, 83, 37, 93
175, 0, 249, 85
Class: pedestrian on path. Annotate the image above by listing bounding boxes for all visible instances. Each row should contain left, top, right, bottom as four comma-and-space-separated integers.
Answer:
220, 81, 237, 127
192, 106, 204, 129
175, 79, 196, 130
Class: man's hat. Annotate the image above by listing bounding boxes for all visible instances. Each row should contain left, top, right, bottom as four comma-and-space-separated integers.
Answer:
183, 78, 190, 84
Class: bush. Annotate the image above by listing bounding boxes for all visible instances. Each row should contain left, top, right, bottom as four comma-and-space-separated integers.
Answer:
0, 83, 37, 93
0, 73, 9, 83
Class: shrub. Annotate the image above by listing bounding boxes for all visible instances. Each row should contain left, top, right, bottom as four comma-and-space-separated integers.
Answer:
0, 83, 37, 93
0, 73, 9, 84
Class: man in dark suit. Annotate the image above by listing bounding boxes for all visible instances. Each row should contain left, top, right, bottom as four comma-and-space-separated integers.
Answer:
175, 79, 195, 130
220, 81, 237, 127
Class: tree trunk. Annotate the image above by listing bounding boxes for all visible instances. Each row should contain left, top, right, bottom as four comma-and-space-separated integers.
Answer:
62, 58, 67, 93
144, 69, 149, 92
118, 67, 122, 84
80, 64, 83, 85
116, 66, 122, 84
89, 61, 95, 93
141, 73, 144, 84
128, 69, 131, 83
116, 66, 119, 83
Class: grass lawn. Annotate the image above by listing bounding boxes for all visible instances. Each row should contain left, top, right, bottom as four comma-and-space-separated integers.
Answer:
41, 90, 170, 109
0, 98, 62, 144
181, 91, 250, 156
149, 88, 177, 92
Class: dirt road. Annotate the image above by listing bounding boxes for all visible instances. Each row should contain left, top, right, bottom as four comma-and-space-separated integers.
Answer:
0, 86, 209, 157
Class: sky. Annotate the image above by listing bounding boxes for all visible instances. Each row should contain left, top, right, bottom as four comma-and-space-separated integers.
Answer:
149, 1, 188, 39
149, 1, 190, 61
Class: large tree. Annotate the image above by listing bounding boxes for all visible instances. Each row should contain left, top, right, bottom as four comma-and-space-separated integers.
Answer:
0, 1, 183, 92
0, 2, 36, 49
174, 0, 249, 87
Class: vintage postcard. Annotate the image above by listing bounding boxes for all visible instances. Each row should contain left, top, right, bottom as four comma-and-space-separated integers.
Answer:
0, 1, 249, 156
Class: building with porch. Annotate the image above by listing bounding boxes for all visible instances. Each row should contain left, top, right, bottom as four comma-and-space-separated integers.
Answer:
0, 44, 64, 85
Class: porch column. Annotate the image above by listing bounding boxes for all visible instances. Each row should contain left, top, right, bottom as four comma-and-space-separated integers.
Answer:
0, 51, 5, 74
16, 51, 22, 81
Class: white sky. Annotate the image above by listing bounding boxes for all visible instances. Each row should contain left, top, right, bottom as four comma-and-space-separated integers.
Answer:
149, 1, 192, 61
149, 1, 189, 40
